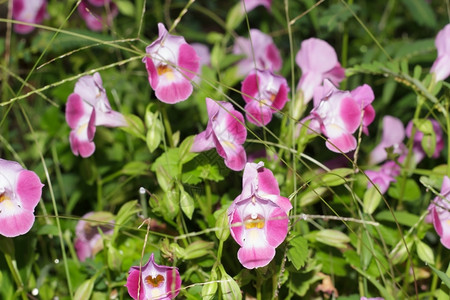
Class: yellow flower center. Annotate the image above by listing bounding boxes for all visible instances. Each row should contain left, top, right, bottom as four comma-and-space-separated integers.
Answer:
244, 213, 265, 229
157, 65, 175, 80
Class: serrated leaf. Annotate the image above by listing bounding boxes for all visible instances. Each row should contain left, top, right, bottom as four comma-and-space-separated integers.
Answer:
287, 236, 308, 270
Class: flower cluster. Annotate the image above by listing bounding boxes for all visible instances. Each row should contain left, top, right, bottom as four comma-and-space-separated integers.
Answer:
367, 116, 443, 194
65, 72, 127, 158
126, 253, 181, 299
228, 162, 292, 269
0, 159, 44, 237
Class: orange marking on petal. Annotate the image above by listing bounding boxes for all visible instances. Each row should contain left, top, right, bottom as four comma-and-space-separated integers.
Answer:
157, 65, 175, 80
145, 274, 165, 287
0, 193, 9, 203
244, 214, 265, 229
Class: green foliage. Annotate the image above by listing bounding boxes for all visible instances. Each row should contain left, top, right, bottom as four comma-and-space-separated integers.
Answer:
1, 0, 450, 299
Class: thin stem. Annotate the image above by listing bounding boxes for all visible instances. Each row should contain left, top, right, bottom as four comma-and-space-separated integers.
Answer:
160, 106, 174, 148
4, 252, 28, 300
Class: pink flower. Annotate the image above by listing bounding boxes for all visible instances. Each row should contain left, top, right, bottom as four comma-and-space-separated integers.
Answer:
426, 176, 450, 249
143, 23, 200, 104
0, 159, 44, 237
366, 161, 400, 194
369, 116, 406, 165
242, 0, 272, 12
241, 69, 290, 126
361, 297, 384, 300
78, 0, 118, 32
65, 72, 127, 158
233, 29, 282, 77
191, 98, 247, 171
228, 162, 292, 269
431, 24, 450, 82
125, 253, 181, 300
296, 38, 345, 104
74, 212, 114, 261
306, 80, 362, 153
406, 119, 444, 163
351, 84, 376, 134
12, 0, 47, 34
191, 43, 210, 85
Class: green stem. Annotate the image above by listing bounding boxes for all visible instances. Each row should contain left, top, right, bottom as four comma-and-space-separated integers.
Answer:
4, 253, 28, 300
161, 106, 174, 148
96, 176, 103, 211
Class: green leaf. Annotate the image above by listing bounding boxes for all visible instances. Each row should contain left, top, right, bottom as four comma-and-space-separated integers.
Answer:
363, 186, 383, 214
179, 136, 198, 164
116, 0, 135, 16
376, 210, 420, 227
389, 237, 414, 265
399, 0, 437, 29
202, 267, 218, 300
388, 179, 421, 202
112, 201, 141, 242
179, 186, 195, 219
226, 2, 245, 30
184, 241, 214, 260
121, 114, 145, 140
287, 236, 308, 270
74, 277, 96, 300
214, 208, 230, 242
121, 161, 149, 176
319, 168, 354, 187
315, 230, 350, 248
416, 239, 435, 264
146, 119, 164, 153
428, 264, 450, 289
219, 266, 242, 300
37, 224, 59, 236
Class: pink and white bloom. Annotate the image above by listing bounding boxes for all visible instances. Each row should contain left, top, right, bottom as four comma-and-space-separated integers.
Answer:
228, 162, 292, 269
233, 29, 282, 77
12, 0, 47, 34
241, 69, 289, 126
78, 0, 118, 32
406, 119, 444, 163
125, 253, 181, 300
65, 72, 127, 158
296, 38, 345, 104
143, 23, 200, 104
191, 98, 247, 171
351, 84, 376, 135
74, 211, 114, 261
430, 24, 450, 82
366, 161, 401, 194
369, 116, 406, 165
0, 159, 44, 237
242, 0, 272, 12
426, 176, 450, 249
306, 80, 362, 153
